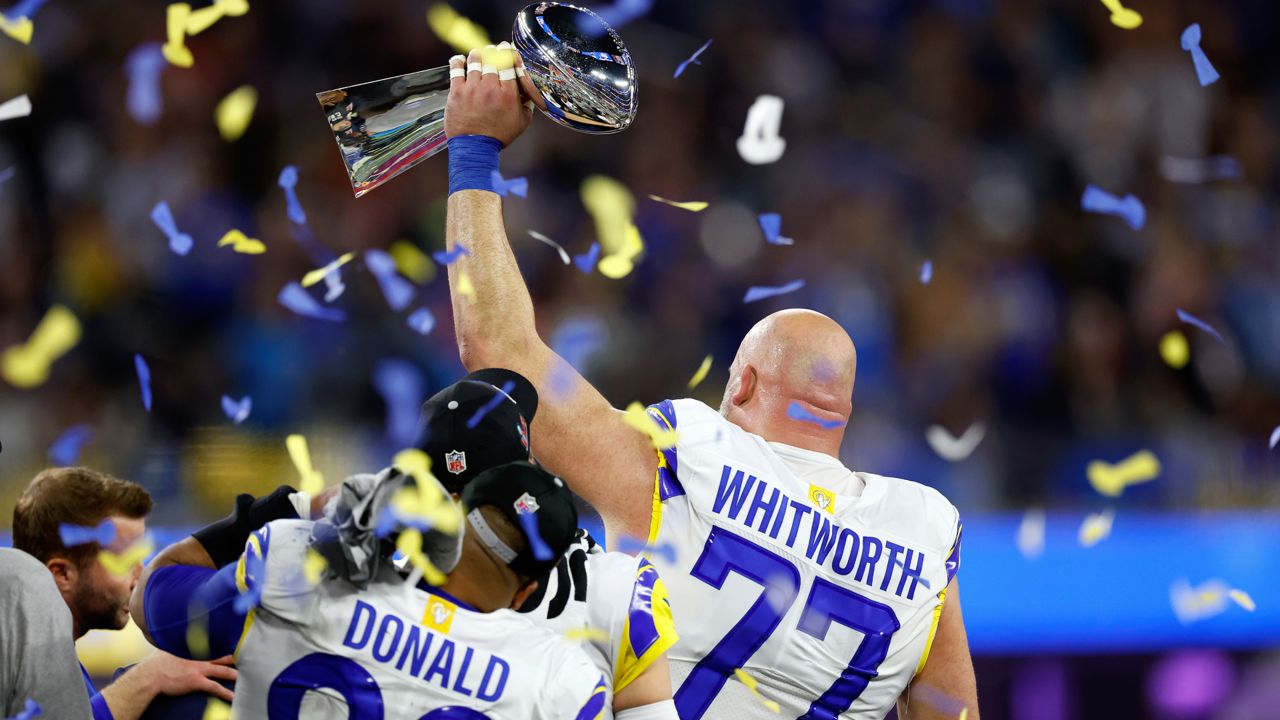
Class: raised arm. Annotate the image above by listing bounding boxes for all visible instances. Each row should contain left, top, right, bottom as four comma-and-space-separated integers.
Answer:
442, 46, 657, 542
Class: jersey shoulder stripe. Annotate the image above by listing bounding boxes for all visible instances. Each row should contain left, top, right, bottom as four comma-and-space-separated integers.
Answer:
613, 556, 679, 692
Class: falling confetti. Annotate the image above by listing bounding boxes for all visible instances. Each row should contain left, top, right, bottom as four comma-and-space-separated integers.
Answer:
1087, 450, 1160, 497
649, 194, 708, 212
564, 627, 610, 643
303, 548, 328, 585
215, 85, 257, 141
98, 535, 156, 577
573, 242, 601, 274
1016, 509, 1045, 559
390, 241, 434, 283
920, 260, 933, 285
1078, 509, 1114, 547
134, 354, 153, 412
59, 520, 117, 548
1269, 426, 1280, 450
221, 395, 252, 424
186, 0, 249, 36
1175, 308, 1226, 344
0, 94, 31, 122
456, 271, 475, 301
674, 38, 712, 78
278, 282, 346, 322
0, 0, 38, 45
598, 224, 644, 279
926, 423, 987, 462
489, 170, 528, 198
301, 252, 355, 288
616, 536, 678, 564
517, 512, 554, 561
1170, 578, 1232, 623
736, 95, 786, 165
6, 698, 42, 720
1, 305, 81, 389
1180, 23, 1219, 87
1229, 589, 1256, 612
1081, 185, 1145, 230
1159, 330, 1190, 368
217, 229, 265, 254
202, 699, 231, 720
433, 245, 471, 266
397, 529, 448, 585
407, 307, 436, 335
743, 280, 805, 304
425, 3, 490, 54
581, 175, 638, 260
0, 166, 14, 187
286, 434, 323, 495
688, 355, 713, 389
1159, 155, 1242, 183
48, 424, 92, 465
467, 380, 516, 429
278, 165, 307, 224
374, 359, 424, 448
162, 3, 194, 67
389, 449, 462, 535
529, 230, 571, 265
125, 44, 166, 125
1099, 0, 1142, 29
365, 250, 417, 311
757, 213, 794, 246
151, 201, 193, 256
786, 402, 842, 430
624, 402, 678, 449
733, 669, 781, 714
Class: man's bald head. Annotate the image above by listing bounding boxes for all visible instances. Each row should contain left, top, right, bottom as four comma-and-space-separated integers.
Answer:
720, 310, 857, 455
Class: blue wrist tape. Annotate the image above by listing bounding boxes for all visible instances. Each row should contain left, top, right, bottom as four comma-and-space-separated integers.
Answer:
448, 135, 503, 194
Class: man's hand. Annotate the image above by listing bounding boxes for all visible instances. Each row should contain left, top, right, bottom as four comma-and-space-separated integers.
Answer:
100, 652, 236, 719
444, 43, 535, 145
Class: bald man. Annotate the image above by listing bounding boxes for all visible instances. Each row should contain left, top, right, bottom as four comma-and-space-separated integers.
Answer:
440, 44, 977, 719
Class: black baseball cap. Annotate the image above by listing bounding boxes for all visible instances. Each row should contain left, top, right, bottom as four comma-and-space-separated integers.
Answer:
413, 369, 539, 494
460, 460, 578, 579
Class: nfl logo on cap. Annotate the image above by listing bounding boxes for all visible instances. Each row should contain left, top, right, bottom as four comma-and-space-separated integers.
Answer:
445, 450, 467, 475
514, 492, 540, 515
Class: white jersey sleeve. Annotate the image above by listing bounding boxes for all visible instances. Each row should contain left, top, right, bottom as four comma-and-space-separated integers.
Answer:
643, 398, 963, 720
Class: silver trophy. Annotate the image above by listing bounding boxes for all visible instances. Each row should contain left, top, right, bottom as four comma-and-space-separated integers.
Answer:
316, 2, 638, 197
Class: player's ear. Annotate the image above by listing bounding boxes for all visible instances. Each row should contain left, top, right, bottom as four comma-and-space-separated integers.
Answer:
510, 578, 539, 610
732, 364, 758, 407
45, 556, 78, 594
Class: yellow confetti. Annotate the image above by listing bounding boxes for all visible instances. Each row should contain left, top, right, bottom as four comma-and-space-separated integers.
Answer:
0, 14, 34, 44
202, 698, 232, 720
303, 548, 328, 586
215, 85, 257, 142
2, 305, 82, 389
98, 535, 156, 577
688, 355, 713, 389
390, 241, 435, 284
390, 449, 462, 535
1078, 509, 1114, 547
186, 619, 210, 660
217, 229, 266, 254
564, 627, 610, 643
1229, 589, 1256, 612
186, 0, 249, 36
649, 194, 709, 212
426, 3, 490, 55
162, 4, 195, 68
598, 224, 644, 280
1159, 330, 1189, 369
624, 402, 678, 450
397, 529, 448, 586
958, 709, 969, 720
456, 270, 476, 300
301, 252, 355, 288
1100, 0, 1142, 29
1087, 450, 1160, 497
286, 434, 324, 495
733, 669, 781, 714
581, 175, 635, 256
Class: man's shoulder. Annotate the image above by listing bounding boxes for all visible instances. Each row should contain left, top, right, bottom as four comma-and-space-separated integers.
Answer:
0, 548, 61, 601
857, 471, 960, 545
0, 546, 48, 577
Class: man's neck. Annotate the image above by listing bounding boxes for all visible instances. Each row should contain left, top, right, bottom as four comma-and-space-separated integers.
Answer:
438, 575, 504, 613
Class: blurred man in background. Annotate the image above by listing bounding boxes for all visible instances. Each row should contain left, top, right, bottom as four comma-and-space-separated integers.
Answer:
12, 467, 237, 720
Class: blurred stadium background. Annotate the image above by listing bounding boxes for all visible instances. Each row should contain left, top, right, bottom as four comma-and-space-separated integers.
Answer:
2, 0, 1279, 717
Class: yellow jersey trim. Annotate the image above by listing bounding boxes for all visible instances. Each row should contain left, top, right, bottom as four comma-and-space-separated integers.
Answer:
913, 586, 947, 677
613, 570, 679, 693
232, 533, 263, 660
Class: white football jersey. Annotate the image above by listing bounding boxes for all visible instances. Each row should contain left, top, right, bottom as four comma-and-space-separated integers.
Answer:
230, 519, 610, 720
518, 531, 678, 695
643, 399, 962, 720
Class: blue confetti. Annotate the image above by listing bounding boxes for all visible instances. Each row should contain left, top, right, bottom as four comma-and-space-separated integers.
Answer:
0, 166, 15, 187
573, 242, 601, 274
278, 282, 346, 322
59, 519, 116, 548
150, 201, 193, 256
1081, 185, 1145, 230
48, 424, 92, 465
1270, 426, 1280, 450
920, 260, 933, 285
124, 43, 165, 125
3, 0, 47, 20
278, 165, 307, 224
1180, 23, 1219, 87
407, 307, 436, 335
232, 550, 264, 614
466, 380, 516, 430
674, 38, 712, 79
757, 213, 793, 245
743, 279, 805, 304
489, 170, 528, 198
134, 354, 152, 412
786, 401, 842, 429
1176, 308, 1226, 345
373, 359, 424, 448
6, 698, 42, 720
617, 536, 678, 563
364, 249, 417, 312
220, 395, 252, 424
575, 0, 650, 36
432, 245, 471, 266
517, 511, 554, 561
374, 503, 435, 539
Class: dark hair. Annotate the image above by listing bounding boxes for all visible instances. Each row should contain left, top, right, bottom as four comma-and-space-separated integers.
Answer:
12, 467, 153, 565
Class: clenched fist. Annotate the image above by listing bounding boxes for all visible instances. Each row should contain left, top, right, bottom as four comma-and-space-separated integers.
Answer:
444, 43, 542, 147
